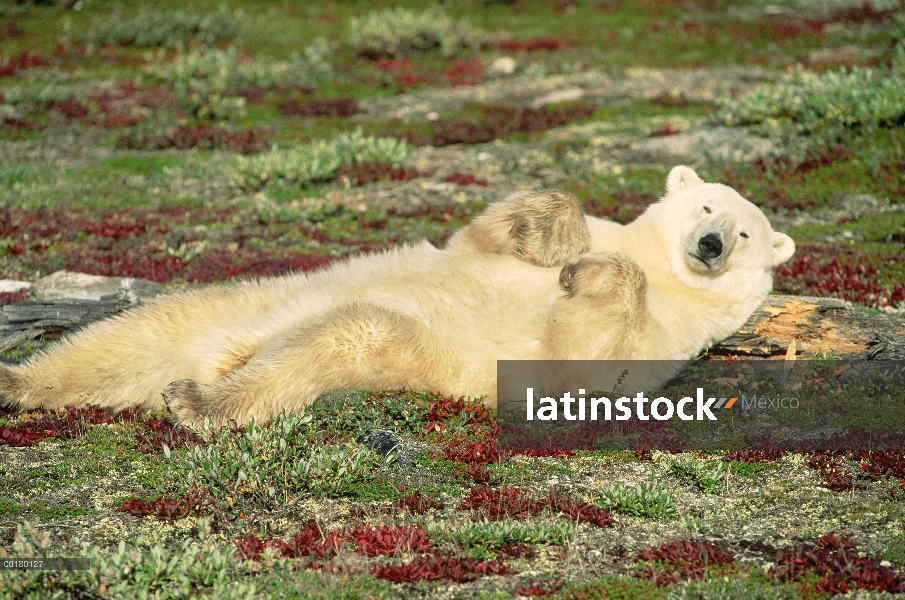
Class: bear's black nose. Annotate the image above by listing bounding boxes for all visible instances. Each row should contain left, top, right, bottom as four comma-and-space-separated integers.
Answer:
698, 233, 723, 260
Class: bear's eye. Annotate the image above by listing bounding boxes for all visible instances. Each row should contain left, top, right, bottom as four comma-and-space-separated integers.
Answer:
740, 232, 749, 238
703, 206, 712, 213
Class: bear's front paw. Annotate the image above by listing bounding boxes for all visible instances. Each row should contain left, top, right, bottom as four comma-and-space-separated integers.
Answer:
559, 252, 647, 304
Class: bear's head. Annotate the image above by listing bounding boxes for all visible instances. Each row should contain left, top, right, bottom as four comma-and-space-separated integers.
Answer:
631, 166, 795, 300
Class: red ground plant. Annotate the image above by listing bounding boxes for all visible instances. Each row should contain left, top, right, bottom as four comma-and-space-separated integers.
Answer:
460, 486, 614, 527
546, 490, 615, 528
2, 22, 25, 39
375, 58, 421, 88
403, 102, 598, 147
460, 486, 546, 520
636, 540, 735, 586
771, 21, 826, 39
133, 417, 204, 454
443, 440, 499, 465
279, 98, 359, 117
0, 404, 203, 454
127, 125, 269, 153
808, 450, 905, 495
0, 52, 50, 77
517, 579, 563, 596
348, 524, 434, 556
117, 487, 210, 519
490, 38, 568, 51
444, 58, 483, 87
54, 97, 90, 120
371, 552, 511, 583
775, 245, 905, 308
443, 172, 489, 187
773, 534, 904, 594
396, 491, 445, 514
722, 450, 785, 463
235, 521, 345, 561
1, 117, 43, 132
0, 405, 144, 448
0, 291, 29, 306
649, 122, 678, 136
831, 1, 902, 22
336, 162, 432, 187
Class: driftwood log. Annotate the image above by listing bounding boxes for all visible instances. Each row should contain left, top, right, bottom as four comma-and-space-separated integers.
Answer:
1, 293, 904, 359
712, 295, 905, 360
0, 292, 133, 354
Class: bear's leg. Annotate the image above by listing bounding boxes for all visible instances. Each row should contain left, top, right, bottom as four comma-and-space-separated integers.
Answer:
163, 303, 454, 427
446, 190, 590, 267
543, 252, 648, 360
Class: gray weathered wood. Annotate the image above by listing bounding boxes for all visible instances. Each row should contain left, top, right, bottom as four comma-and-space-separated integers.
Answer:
0, 292, 132, 353
2, 293, 903, 358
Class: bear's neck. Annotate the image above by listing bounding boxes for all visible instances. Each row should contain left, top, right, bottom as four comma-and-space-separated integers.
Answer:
642, 285, 765, 360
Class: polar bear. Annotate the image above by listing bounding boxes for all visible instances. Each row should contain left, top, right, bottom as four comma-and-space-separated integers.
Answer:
0, 166, 794, 426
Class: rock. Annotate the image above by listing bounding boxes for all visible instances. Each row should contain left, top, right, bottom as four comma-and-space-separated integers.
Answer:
0, 104, 22, 120
530, 86, 585, 108
638, 127, 775, 163
490, 56, 517, 76
728, 0, 869, 21
356, 429, 412, 467
358, 66, 775, 122
33, 271, 164, 303
0, 280, 32, 294
808, 45, 887, 63
765, 194, 905, 234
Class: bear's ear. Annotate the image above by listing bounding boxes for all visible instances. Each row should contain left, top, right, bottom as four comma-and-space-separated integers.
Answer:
665, 166, 705, 195
771, 232, 795, 266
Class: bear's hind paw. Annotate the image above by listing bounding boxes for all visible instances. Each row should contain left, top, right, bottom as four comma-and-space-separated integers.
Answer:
162, 379, 213, 428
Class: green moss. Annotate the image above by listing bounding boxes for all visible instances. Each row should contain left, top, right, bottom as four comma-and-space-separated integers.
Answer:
350, 479, 407, 502
555, 575, 665, 600
664, 572, 804, 600
725, 461, 776, 477
254, 567, 395, 599
879, 535, 905, 566
28, 503, 96, 521
0, 498, 23, 516
23, 458, 106, 493
415, 451, 471, 481
90, 155, 187, 178
130, 457, 175, 493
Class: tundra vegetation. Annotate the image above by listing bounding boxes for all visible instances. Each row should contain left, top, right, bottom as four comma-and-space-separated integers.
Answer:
1, 0, 905, 598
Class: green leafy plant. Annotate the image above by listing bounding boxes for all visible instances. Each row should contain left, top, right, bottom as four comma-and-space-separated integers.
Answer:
166, 411, 381, 510
716, 44, 905, 162
148, 46, 332, 119
0, 521, 257, 599
232, 129, 410, 189
599, 479, 677, 519
669, 456, 730, 494
2, 83, 78, 106
429, 519, 574, 558
345, 7, 487, 59
79, 5, 243, 47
